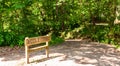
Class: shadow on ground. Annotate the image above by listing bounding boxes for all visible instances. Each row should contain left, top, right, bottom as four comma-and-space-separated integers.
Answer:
49, 40, 120, 66
0, 39, 120, 66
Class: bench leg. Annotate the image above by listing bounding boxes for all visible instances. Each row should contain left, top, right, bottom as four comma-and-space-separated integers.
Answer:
25, 46, 29, 64
46, 46, 49, 58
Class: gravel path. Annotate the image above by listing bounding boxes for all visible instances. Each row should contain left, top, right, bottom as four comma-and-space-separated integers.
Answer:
0, 39, 120, 66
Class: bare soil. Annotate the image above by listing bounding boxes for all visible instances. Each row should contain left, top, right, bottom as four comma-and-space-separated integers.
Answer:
0, 39, 120, 66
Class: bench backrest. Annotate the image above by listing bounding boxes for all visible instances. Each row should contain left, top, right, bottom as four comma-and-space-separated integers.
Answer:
25, 36, 51, 46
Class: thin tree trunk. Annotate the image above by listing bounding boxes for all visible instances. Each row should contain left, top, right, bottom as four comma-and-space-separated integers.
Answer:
61, 1, 65, 31
0, 15, 4, 32
56, 0, 58, 21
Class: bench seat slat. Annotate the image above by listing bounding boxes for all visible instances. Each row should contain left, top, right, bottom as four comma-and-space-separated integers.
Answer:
28, 45, 48, 52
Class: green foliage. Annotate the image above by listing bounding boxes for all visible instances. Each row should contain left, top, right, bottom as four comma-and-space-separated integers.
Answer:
0, 0, 118, 47
0, 34, 4, 45
117, 15, 120, 20
50, 35, 64, 46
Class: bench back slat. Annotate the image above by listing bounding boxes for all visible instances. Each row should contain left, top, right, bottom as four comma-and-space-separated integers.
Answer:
25, 36, 51, 46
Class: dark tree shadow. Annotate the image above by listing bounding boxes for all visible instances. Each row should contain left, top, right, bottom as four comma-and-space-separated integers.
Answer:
0, 39, 120, 66
49, 39, 120, 66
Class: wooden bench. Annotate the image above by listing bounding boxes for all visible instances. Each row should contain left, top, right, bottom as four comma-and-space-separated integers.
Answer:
24, 35, 51, 64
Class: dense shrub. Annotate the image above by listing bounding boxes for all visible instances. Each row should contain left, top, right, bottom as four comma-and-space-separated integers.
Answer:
0, 0, 119, 46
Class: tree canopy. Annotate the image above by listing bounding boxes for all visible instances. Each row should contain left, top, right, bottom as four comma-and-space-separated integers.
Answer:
0, 0, 119, 47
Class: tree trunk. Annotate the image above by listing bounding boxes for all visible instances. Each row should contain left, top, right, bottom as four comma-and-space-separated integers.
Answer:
56, 0, 59, 21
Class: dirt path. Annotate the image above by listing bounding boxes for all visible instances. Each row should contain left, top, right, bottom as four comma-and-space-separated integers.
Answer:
0, 39, 120, 66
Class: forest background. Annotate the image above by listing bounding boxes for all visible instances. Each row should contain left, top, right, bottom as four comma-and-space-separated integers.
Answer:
0, 0, 120, 47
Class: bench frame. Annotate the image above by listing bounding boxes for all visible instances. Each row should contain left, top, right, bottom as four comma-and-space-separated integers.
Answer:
24, 35, 51, 64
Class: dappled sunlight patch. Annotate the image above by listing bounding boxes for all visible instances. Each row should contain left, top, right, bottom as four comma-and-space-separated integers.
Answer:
74, 57, 98, 64
1, 40, 120, 66
0, 60, 22, 66
100, 55, 119, 61
0, 58, 4, 61
29, 53, 65, 63
99, 55, 120, 66
61, 26, 84, 39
